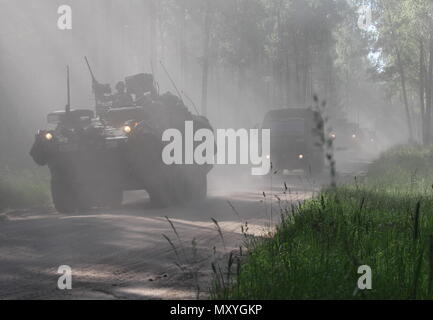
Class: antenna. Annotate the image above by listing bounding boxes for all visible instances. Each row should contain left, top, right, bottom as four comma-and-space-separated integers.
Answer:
150, 58, 159, 95
66, 65, 71, 114
181, 90, 200, 115
159, 60, 199, 115
84, 56, 98, 107
84, 56, 95, 81
159, 60, 183, 100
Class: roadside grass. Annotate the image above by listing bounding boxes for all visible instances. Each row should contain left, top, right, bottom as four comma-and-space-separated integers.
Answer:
0, 167, 50, 211
212, 145, 433, 299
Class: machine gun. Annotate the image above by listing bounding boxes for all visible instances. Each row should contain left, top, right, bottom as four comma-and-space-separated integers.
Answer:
84, 56, 111, 114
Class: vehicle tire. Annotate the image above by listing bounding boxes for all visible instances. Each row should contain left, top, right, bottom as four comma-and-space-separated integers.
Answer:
168, 179, 185, 205
100, 188, 123, 209
186, 172, 207, 201
168, 168, 191, 205
147, 184, 171, 208
145, 172, 173, 208
75, 185, 98, 210
197, 173, 207, 200
51, 176, 77, 214
77, 185, 123, 210
30, 137, 49, 166
309, 152, 325, 177
127, 132, 172, 207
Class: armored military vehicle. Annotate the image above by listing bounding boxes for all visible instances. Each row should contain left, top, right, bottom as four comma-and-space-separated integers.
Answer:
328, 118, 381, 155
30, 62, 212, 213
328, 118, 362, 151
262, 108, 324, 175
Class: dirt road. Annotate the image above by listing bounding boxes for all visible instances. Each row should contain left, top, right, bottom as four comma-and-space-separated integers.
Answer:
0, 160, 367, 300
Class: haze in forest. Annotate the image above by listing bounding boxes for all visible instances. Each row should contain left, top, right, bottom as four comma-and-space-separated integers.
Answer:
0, 0, 426, 169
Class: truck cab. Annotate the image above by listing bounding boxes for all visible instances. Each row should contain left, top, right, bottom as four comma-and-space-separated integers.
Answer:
262, 108, 324, 175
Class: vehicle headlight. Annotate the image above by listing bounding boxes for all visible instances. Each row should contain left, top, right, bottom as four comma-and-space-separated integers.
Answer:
266, 154, 270, 160
123, 125, 132, 134
330, 133, 336, 139
351, 134, 357, 139
45, 132, 53, 141
298, 154, 304, 159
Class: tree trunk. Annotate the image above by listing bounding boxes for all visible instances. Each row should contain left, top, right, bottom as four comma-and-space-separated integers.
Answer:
148, 0, 157, 78
419, 41, 426, 144
293, 34, 301, 106
180, 0, 187, 89
276, 5, 285, 107
200, 0, 211, 116
396, 47, 414, 142
426, 36, 433, 144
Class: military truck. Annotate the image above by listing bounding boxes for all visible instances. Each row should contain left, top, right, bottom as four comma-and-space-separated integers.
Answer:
327, 118, 382, 155
328, 118, 362, 151
262, 108, 324, 175
30, 63, 212, 213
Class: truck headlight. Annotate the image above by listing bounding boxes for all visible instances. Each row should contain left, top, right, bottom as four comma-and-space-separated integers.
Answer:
45, 132, 53, 141
298, 154, 304, 159
123, 125, 132, 134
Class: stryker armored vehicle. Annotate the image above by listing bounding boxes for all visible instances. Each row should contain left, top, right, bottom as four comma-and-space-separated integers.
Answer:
262, 108, 324, 175
30, 60, 213, 213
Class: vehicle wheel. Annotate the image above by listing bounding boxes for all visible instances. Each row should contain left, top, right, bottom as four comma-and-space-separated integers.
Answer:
30, 137, 49, 166
75, 185, 98, 210
128, 133, 172, 207
105, 189, 123, 208
146, 179, 172, 208
169, 169, 190, 205
308, 152, 324, 177
51, 176, 77, 214
147, 187, 170, 208
186, 172, 207, 201
79, 186, 124, 209
196, 174, 207, 200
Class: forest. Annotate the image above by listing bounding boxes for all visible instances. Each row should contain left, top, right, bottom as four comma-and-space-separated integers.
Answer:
0, 0, 431, 168
2, 0, 433, 301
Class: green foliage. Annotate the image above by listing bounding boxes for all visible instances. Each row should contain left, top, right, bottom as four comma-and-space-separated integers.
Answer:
213, 145, 433, 299
371, 0, 433, 143
366, 145, 433, 188
0, 168, 50, 210
159, 0, 353, 109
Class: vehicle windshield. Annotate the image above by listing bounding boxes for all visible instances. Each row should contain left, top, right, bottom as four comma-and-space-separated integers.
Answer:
269, 118, 305, 137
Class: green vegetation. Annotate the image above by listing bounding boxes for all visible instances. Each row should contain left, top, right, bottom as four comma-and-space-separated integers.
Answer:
213, 145, 433, 299
0, 168, 50, 211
